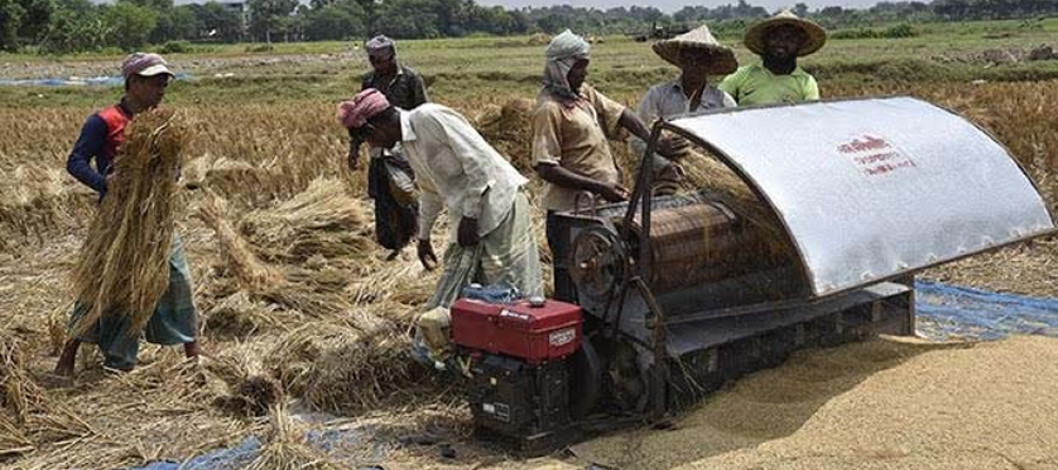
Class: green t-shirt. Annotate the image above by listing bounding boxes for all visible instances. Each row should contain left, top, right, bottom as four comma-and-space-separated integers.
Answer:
717, 64, 820, 106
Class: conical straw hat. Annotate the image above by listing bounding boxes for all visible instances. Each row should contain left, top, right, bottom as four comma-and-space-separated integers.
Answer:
652, 25, 738, 75
744, 10, 827, 57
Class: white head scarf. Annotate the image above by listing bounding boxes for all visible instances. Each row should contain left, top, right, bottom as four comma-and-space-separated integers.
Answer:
543, 29, 591, 102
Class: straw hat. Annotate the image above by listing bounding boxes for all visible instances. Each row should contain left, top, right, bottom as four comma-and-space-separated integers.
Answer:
652, 25, 738, 75
744, 10, 827, 57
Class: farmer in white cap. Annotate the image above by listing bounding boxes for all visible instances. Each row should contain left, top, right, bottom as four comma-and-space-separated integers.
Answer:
56, 52, 200, 376
632, 24, 739, 184
531, 29, 686, 300
719, 10, 827, 106
348, 35, 429, 260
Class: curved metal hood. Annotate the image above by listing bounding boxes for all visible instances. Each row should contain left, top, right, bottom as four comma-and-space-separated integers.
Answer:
665, 96, 1055, 297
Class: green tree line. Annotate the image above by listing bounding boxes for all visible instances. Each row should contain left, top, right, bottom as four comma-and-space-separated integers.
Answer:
0, 0, 1055, 53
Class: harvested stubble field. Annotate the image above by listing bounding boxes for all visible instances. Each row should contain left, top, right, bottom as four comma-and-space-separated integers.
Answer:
2, 30, 1058, 470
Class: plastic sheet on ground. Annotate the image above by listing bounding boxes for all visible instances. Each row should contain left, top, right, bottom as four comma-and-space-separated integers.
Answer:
120, 437, 260, 470
0, 73, 191, 87
915, 279, 1058, 340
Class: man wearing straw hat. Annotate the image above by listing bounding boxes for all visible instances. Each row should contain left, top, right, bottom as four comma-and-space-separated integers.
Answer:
719, 10, 826, 106
55, 52, 200, 376
350, 35, 429, 260
531, 29, 686, 300
632, 24, 738, 162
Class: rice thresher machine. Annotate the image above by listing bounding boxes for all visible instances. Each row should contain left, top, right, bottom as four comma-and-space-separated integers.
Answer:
447, 97, 1057, 453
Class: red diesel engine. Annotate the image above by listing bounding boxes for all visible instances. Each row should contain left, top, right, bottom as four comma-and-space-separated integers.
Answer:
449, 296, 583, 451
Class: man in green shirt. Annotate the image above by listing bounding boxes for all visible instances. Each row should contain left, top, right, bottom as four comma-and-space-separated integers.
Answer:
719, 10, 827, 106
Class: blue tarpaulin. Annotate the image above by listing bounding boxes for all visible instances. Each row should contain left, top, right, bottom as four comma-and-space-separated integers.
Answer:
0, 73, 191, 87
915, 279, 1058, 340
122, 280, 1058, 470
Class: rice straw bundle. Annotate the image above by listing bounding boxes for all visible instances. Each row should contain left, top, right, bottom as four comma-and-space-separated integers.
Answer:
197, 194, 353, 319
299, 324, 419, 414
264, 321, 362, 397
197, 192, 283, 293
214, 375, 282, 418
239, 177, 372, 264
244, 405, 353, 470
182, 153, 289, 205
474, 98, 536, 172
204, 292, 279, 339
71, 108, 189, 337
0, 163, 92, 252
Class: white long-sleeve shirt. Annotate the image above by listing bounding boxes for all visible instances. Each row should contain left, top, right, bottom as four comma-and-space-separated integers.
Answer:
397, 104, 528, 240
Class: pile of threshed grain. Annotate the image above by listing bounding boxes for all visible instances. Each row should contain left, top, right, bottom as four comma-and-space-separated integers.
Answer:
71, 108, 189, 336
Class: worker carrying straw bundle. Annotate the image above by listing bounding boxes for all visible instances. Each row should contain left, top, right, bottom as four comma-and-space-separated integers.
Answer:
55, 53, 200, 376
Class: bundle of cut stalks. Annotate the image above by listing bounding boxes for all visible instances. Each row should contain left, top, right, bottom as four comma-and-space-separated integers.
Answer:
204, 291, 286, 339
474, 98, 537, 172
244, 405, 353, 470
197, 192, 283, 293
0, 163, 92, 252
239, 177, 372, 264
299, 323, 419, 414
214, 375, 282, 418
182, 153, 290, 205
71, 108, 189, 337
263, 321, 362, 397
197, 193, 353, 319
0, 333, 92, 455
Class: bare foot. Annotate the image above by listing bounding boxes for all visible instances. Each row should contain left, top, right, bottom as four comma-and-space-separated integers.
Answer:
53, 361, 75, 378
184, 340, 201, 358
53, 339, 81, 378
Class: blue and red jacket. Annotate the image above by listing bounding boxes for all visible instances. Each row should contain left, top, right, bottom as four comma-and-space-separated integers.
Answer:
67, 103, 132, 197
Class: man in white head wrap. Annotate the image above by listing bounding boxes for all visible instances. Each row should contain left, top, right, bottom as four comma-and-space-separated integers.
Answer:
531, 29, 686, 300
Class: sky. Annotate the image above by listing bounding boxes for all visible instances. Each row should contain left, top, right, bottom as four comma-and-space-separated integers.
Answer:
476, 0, 882, 13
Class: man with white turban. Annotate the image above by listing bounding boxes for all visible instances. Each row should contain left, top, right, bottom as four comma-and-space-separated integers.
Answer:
532, 29, 686, 300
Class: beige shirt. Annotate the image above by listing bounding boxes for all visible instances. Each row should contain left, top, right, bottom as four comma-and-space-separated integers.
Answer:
532, 84, 627, 212
398, 104, 528, 240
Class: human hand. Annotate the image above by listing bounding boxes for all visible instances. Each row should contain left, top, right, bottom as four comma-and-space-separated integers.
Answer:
656, 135, 690, 160
417, 238, 438, 270
457, 217, 480, 247
598, 182, 630, 203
